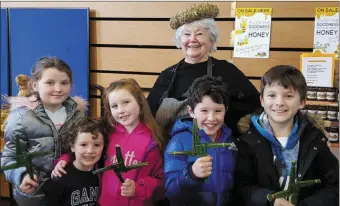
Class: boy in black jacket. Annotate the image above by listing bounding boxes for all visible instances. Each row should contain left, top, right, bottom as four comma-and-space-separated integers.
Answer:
235, 65, 339, 206
42, 117, 107, 206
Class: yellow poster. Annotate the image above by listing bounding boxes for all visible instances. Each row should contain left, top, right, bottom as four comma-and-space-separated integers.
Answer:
313, 7, 339, 60
233, 8, 272, 58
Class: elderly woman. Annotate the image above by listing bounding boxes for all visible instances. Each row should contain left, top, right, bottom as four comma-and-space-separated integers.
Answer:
147, 3, 260, 141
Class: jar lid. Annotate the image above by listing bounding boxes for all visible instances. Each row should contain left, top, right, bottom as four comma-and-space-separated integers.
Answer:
308, 105, 318, 109
329, 127, 339, 132
318, 105, 327, 109
307, 86, 317, 91
317, 87, 327, 91
328, 106, 339, 112
327, 87, 337, 92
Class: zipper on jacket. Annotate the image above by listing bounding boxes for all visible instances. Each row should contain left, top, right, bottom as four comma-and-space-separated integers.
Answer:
297, 129, 320, 179
35, 108, 60, 159
57, 109, 76, 156
35, 104, 76, 159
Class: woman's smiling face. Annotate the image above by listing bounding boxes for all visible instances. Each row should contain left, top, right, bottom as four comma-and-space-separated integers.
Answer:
180, 24, 212, 63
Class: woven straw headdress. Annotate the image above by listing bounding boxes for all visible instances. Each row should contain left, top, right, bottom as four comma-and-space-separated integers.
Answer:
169, 3, 219, 30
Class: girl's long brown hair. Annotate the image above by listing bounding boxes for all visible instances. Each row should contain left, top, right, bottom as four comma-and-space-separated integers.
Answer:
103, 78, 165, 154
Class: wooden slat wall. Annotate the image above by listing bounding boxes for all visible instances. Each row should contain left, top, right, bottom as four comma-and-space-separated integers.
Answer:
92, 20, 315, 47
91, 48, 232, 72
92, 21, 233, 46
3, 1, 339, 118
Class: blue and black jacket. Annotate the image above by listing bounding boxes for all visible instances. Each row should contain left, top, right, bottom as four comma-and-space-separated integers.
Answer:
164, 118, 238, 206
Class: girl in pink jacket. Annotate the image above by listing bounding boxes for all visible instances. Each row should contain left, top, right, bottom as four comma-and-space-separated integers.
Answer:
53, 78, 165, 206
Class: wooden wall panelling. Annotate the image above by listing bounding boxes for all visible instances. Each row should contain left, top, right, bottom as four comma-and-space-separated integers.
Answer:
250, 79, 261, 92
91, 21, 234, 46
270, 21, 314, 48
91, 48, 183, 72
89, 98, 101, 118
236, 2, 339, 17
90, 48, 232, 73
92, 20, 315, 48
232, 51, 305, 77
2, 2, 233, 18
91, 73, 158, 89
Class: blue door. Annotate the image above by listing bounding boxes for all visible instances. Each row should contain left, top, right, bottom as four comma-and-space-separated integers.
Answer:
1, 8, 9, 101
8, 8, 89, 100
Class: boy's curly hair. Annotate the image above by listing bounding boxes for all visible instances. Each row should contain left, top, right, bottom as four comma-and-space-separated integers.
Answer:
62, 117, 108, 156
